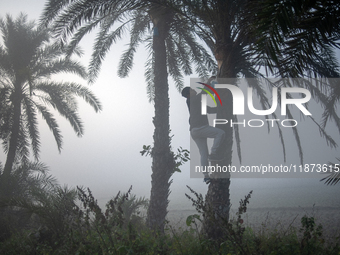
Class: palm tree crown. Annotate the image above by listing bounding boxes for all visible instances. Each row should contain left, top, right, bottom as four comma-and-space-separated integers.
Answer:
0, 14, 102, 177
41, 0, 216, 96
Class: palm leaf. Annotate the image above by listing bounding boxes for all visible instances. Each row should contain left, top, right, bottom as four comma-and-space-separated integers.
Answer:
321, 158, 340, 186
89, 21, 128, 83
233, 115, 242, 164
22, 96, 41, 161
118, 10, 149, 78
35, 103, 63, 152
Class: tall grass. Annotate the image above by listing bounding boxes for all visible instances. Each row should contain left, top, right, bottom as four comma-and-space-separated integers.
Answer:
0, 184, 339, 255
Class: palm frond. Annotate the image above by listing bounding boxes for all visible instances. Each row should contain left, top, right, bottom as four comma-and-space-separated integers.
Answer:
34, 83, 85, 136
37, 81, 102, 111
14, 124, 30, 166
166, 36, 184, 91
40, 0, 74, 27
233, 115, 242, 164
179, 30, 216, 77
49, 0, 124, 44
35, 103, 63, 152
65, 18, 103, 57
89, 21, 128, 83
321, 158, 340, 186
54, 82, 102, 112
144, 38, 155, 103
247, 0, 340, 78
171, 35, 192, 76
35, 58, 88, 79
309, 116, 337, 149
286, 109, 303, 165
118, 10, 150, 78
118, 46, 138, 78
22, 96, 40, 161
272, 112, 287, 163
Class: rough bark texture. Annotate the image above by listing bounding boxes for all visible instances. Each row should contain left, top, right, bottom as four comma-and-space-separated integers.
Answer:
146, 8, 175, 233
202, 44, 236, 241
2, 85, 22, 200
3, 86, 22, 178
202, 85, 233, 241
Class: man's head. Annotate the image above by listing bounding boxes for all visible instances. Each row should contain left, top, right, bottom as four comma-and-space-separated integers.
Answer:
181, 87, 196, 98
207, 76, 216, 85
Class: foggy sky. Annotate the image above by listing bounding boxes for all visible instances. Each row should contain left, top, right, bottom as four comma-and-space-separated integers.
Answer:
1, 0, 340, 212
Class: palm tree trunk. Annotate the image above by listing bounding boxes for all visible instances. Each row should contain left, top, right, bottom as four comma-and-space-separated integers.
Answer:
203, 55, 236, 241
146, 13, 175, 233
2, 87, 22, 199
202, 88, 233, 240
3, 87, 22, 178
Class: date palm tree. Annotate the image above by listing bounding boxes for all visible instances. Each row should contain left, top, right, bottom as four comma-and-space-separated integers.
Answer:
178, 0, 340, 240
0, 14, 102, 184
41, 0, 215, 232
0, 161, 59, 241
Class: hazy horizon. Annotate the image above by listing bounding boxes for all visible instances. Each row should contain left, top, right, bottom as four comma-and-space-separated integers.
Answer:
1, 0, 340, 220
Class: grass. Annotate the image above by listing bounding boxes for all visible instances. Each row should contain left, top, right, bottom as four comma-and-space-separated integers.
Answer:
0, 187, 339, 255
0, 217, 339, 254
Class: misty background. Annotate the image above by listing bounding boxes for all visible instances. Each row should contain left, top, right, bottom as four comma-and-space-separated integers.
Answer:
1, 0, 340, 221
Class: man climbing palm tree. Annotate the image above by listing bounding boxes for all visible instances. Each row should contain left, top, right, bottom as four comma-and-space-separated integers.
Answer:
182, 77, 225, 184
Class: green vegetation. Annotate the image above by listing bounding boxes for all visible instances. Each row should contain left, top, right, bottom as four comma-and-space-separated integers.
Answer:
0, 185, 339, 255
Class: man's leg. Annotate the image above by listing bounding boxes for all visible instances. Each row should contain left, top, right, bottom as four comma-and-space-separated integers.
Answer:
208, 127, 225, 156
192, 125, 225, 156
192, 136, 209, 168
191, 130, 210, 180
